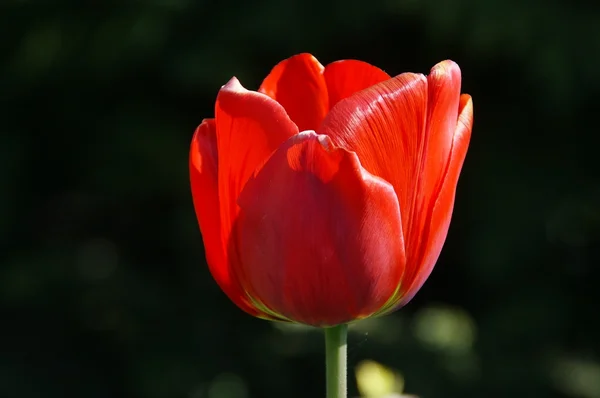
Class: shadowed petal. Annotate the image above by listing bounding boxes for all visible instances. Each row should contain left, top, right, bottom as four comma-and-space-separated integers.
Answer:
233, 131, 406, 326
215, 77, 299, 233
214, 77, 299, 320
259, 53, 329, 132
190, 119, 259, 315
324, 59, 391, 109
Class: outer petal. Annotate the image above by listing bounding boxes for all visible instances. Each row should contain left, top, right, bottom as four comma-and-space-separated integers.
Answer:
319, 72, 428, 238
323, 60, 391, 109
214, 77, 299, 319
394, 61, 463, 299
190, 120, 259, 315
397, 94, 473, 307
258, 53, 329, 132
232, 132, 406, 326
421, 60, 462, 213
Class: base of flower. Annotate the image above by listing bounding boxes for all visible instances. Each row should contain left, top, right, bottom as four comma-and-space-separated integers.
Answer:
325, 324, 348, 398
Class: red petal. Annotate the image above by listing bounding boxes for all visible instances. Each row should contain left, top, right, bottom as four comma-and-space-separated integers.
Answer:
422, 60, 462, 211
324, 59, 391, 109
393, 61, 463, 299
215, 77, 299, 232
398, 94, 473, 306
232, 132, 405, 326
214, 78, 299, 319
258, 53, 329, 132
190, 119, 259, 315
319, 72, 429, 238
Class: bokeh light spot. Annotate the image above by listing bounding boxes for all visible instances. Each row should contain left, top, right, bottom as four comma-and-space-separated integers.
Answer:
412, 305, 476, 354
207, 373, 248, 398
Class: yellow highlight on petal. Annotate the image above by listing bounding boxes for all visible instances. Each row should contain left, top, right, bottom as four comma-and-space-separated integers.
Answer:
355, 360, 404, 398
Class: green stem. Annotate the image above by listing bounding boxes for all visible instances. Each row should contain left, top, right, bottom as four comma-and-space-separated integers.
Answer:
325, 324, 348, 398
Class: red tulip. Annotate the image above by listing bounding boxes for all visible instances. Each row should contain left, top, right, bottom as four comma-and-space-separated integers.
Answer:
190, 53, 473, 327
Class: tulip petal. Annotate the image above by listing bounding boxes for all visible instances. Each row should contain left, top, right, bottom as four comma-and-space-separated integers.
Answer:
324, 59, 391, 109
392, 61, 463, 303
190, 119, 260, 315
215, 76, 299, 232
422, 60, 462, 210
319, 72, 429, 238
214, 77, 299, 319
232, 131, 406, 326
259, 53, 329, 131
397, 94, 473, 307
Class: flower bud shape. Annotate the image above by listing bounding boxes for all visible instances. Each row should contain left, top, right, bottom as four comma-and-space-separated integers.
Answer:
190, 53, 473, 327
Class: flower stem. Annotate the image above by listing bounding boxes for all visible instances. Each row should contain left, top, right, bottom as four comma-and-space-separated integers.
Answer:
325, 324, 348, 398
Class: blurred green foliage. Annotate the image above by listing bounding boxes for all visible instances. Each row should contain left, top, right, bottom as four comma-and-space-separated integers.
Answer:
1, 1, 600, 398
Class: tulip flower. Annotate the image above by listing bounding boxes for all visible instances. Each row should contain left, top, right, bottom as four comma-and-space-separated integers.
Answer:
190, 53, 473, 398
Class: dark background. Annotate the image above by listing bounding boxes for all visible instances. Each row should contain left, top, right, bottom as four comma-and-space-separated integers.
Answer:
2, 1, 600, 398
